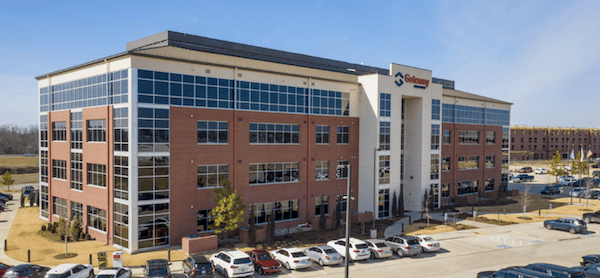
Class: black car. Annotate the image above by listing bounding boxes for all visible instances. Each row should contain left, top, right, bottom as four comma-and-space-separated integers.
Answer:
524, 263, 585, 278
540, 185, 562, 195
477, 267, 554, 278
0, 192, 13, 201
581, 211, 600, 224
143, 259, 170, 278
4, 264, 51, 278
182, 255, 213, 278
572, 263, 600, 278
581, 255, 600, 266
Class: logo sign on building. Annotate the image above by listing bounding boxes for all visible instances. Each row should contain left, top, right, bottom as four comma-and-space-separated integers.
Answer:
395, 72, 429, 89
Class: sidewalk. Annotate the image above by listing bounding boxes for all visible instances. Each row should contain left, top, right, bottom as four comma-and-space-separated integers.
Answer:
0, 195, 26, 265
383, 210, 505, 237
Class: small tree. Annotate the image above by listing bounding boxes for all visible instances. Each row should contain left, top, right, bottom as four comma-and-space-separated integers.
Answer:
266, 205, 276, 245
519, 185, 533, 219
209, 179, 246, 239
1, 171, 15, 191
548, 150, 566, 183
70, 216, 83, 241
248, 205, 256, 245
318, 195, 327, 230
57, 217, 71, 255
334, 196, 342, 231
423, 189, 432, 227
398, 186, 405, 217
572, 151, 589, 204
391, 191, 398, 217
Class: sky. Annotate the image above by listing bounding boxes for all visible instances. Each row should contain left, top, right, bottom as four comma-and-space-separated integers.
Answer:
1, 0, 599, 128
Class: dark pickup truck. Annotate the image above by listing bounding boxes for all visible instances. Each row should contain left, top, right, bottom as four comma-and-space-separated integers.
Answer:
583, 210, 600, 224
514, 174, 534, 183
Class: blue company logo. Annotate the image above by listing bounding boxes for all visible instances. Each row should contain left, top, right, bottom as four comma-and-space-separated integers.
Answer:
394, 72, 404, 87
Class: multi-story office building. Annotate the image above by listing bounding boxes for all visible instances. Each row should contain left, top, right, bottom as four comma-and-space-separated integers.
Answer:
36, 31, 511, 253
510, 125, 600, 161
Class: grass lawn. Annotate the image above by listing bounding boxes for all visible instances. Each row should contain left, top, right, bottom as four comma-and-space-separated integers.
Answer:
0, 156, 38, 168
6, 207, 187, 267
12, 173, 39, 185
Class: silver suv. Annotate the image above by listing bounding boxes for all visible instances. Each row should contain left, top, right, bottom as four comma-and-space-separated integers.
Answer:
385, 235, 422, 257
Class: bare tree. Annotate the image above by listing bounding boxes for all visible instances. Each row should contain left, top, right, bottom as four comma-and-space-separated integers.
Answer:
423, 189, 432, 227
519, 185, 534, 219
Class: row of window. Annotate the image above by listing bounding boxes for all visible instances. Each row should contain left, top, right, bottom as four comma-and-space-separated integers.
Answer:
442, 103, 510, 126
50, 119, 107, 143
516, 137, 598, 144
52, 160, 106, 187
440, 178, 495, 197
52, 197, 107, 232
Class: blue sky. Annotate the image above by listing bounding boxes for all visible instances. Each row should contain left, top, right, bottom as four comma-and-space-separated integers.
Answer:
1, 0, 599, 127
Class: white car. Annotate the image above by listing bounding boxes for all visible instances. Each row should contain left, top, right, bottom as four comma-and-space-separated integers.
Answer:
413, 235, 441, 252
364, 239, 393, 259
535, 168, 548, 174
326, 237, 370, 261
45, 264, 94, 278
560, 178, 576, 186
271, 248, 312, 270
304, 245, 343, 266
569, 188, 587, 198
95, 268, 131, 278
209, 250, 254, 278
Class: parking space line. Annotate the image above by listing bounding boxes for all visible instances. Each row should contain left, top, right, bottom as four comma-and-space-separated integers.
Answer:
309, 265, 328, 275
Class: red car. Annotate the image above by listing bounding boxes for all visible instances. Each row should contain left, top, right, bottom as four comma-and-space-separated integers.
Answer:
0, 263, 14, 278
518, 167, 533, 173
246, 249, 281, 275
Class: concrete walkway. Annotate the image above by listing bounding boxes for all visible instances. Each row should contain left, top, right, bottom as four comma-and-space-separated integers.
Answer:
0, 194, 27, 265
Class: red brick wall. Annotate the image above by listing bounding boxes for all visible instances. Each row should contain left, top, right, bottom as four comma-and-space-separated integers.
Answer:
510, 127, 600, 161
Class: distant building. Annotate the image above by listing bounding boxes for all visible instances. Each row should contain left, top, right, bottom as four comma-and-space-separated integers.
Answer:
510, 125, 600, 161
36, 31, 511, 253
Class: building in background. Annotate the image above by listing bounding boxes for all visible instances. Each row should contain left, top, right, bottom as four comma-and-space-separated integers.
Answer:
510, 126, 600, 161
36, 31, 511, 253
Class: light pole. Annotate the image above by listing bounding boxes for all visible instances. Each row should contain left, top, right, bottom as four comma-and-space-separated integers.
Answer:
344, 164, 351, 278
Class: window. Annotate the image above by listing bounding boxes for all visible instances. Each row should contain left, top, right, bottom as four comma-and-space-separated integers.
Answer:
431, 154, 439, 179
315, 161, 329, 180
52, 121, 67, 141
443, 130, 451, 144
52, 159, 67, 180
486, 155, 495, 168
502, 127, 510, 149
336, 195, 347, 213
458, 180, 478, 196
442, 183, 450, 198
378, 189, 390, 218
380, 121, 390, 150
336, 161, 349, 179
458, 156, 479, 170
315, 125, 329, 144
432, 99, 441, 120
71, 112, 82, 149
442, 157, 451, 171
114, 156, 129, 200
87, 119, 106, 142
379, 155, 390, 184
113, 107, 129, 152
249, 123, 299, 144
250, 200, 299, 224
249, 162, 299, 185
71, 201, 83, 221
197, 164, 228, 188
88, 206, 107, 232
114, 203, 129, 248
485, 179, 494, 191
197, 209, 214, 232
40, 115, 48, 147
40, 150, 48, 183
197, 121, 228, 144
529, 138, 532, 143
137, 107, 169, 153
138, 156, 169, 201
87, 163, 106, 187
138, 203, 169, 248
70, 153, 83, 190
431, 124, 440, 150
486, 131, 495, 144
40, 184, 49, 218
315, 196, 329, 216
380, 93, 391, 117
458, 131, 479, 144
337, 126, 349, 144
52, 197, 68, 217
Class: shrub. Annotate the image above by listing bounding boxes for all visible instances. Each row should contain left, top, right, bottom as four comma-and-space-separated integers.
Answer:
60, 234, 65, 241
41, 225, 46, 231
85, 234, 91, 240
47, 223, 52, 232
80, 231, 86, 240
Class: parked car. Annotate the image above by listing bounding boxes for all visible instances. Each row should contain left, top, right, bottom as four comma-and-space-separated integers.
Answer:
95, 268, 131, 278
514, 174, 534, 183
0, 203, 6, 212
561, 178, 577, 186
581, 255, 600, 266
524, 263, 585, 278
143, 259, 170, 278
270, 248, 311, 270
363, 239, 393, 259
583, 210, 600, 224
569, 188, 587, 197
558, 175, 576, 182
326, 238, 370, 261
385, 235, 422, 257
477, 267, 555, 278
535, 168, 548, 174
209, 250, 253, 278
584, 190, 600, 199
44, 264, 94, 278
544, 217, 587, 234
540, 185, 563, 195
245, 249, 281, 275
518, 167, 533, 173
182, 255, 214, 278
0, 263, 14, 278
4, 264, 50, 278
413, 235, 441, 252
303, 245, 343, 266
0, 192, 13, 201
572, 263, 600, 278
